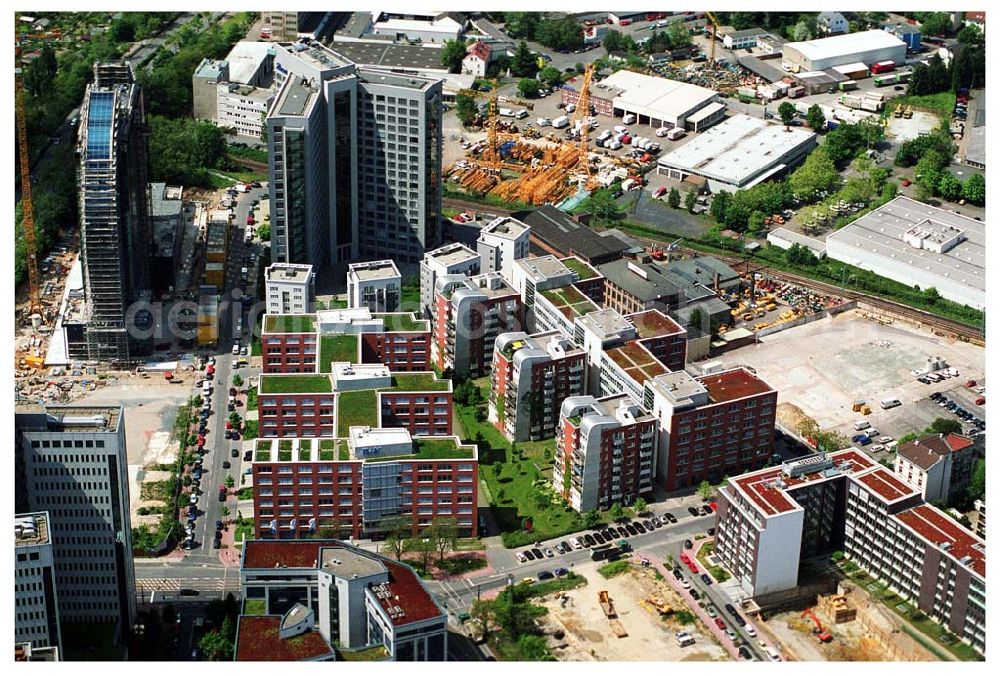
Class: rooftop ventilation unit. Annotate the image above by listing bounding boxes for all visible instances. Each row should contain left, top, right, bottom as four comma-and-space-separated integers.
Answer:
782, 452, 833, 478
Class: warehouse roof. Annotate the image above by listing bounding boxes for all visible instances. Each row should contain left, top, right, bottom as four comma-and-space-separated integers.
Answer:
592, 70, 718, 119
767, 227, 827, 256
784, 29, 905, 62
658, 114, 816, 186
329, 41, 448, 72
825, 197, 985, 294
598, 258, 681, 303
965, 127, 985, 166
516, 206, 630, 263
737, 54, 786, 83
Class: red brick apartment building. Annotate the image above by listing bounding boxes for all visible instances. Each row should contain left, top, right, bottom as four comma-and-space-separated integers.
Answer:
431, 272, 522, 378
646, 367, 777, 490
488, 331, 586, 442
260, 311, 430, 374
250, 430, 478, 539
627, 309, 687, 372
553, 393, 657, 512
714, 450, 985, 656
258, 370, 452, 439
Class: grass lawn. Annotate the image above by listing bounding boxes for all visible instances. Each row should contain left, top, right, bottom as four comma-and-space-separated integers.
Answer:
883, 91, 956, 121
375, 312, 428, 332
456, 378, 582, 548
560, 255, 598, 281
366, 437, 474, 462
598, 560, 631, 578
243, 599, 266, 615
264, 315, 316, 333
390, 373, 450, 391
259, 375, 332, 394
337, 645, 390, 661
527, 572, 588, 597
337, 389, 379, 436
320, 335, 359, 368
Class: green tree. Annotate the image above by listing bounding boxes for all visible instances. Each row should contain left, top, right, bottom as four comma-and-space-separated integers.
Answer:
967, 459, 985, 502
440, 38, 468, 73
609, 502, 625, 522
199, 629, 232, 661
633, 497, 647, 515
688, 308, 705, 333
778, 101, 797, 126
587, 188, 621, 223
378, 515, 412, 560
584, 509, 602, 529
790, 147, 840, 202
928, 417, 963, 435
517, 634, 551, 660
684, 190, 697, 212
957, 24, 983, 45
256, 222, 270, 241
224, 474, 235, 489
540, 66, 563, 87
603, 29, 624, 54
697, 480, 714, 501
936, 173, 964, 202
792, 20, 812, 41
709, 190, 732, 223
429, 517, 459, 563
404, 536, 434, 572
232, 374, 243, 388
667, 187, 681, 209
920, 12, 952, 36
668, 21, 692, 47
511, 41, 538, 77
518, 78, 541, 98
455, 93, 478, 127
747, 210, 766, 235
806, 104, 826, 133
962, 173, 985, 205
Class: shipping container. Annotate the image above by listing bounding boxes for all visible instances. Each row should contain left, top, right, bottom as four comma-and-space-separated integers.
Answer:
667, 127, 686, 141
870, 60, 896, 74
838, 94, 863, 109
839, 79, 858, 91
552, 115, 570, 128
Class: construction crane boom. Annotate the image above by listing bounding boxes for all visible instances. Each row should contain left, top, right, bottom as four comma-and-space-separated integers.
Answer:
15, 46, 44, 317
570, 63, 595, 178
705, 11, 720, 69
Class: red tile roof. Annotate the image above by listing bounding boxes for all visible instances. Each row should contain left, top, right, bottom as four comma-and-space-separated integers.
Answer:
235, 617, 333, 661
466, 40, 491, 61
243, 539, 343, 569
380, 561, 443, 626
698, 368, 774, 404
731, 449, 873, 516
897, 433, 976, 470
894, 504, 985, 578
853, 466, 919, 503
965, 11, 985, 23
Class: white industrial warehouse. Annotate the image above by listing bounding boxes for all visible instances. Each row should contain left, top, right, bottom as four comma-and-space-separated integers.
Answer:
656, 114, 817, 193
589, 70, 725, 131
767, 227, 826, 258
825, 197, 985, 309
782, 29, 907, 72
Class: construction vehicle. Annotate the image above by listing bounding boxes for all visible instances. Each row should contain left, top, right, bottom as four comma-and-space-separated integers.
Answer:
903, 104, 913, 119
801, 608, 833, 642
598, 591, 617, 618
893, 104, 904, 118
15, 43, 45, 321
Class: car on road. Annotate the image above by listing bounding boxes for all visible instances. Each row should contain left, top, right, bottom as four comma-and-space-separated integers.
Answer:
521, 577, 535, 586
707, 527, 715, 536
543, 548, 555, 558
537, 570, 554, 581
554, 567, 569, 577
745, 625, 757, 637
738, 646, 752, 660
231, 448, 239, 458
684, 539, 693, 549
213, 537, 221, 549
725, 603, 738, 616
179, 589, 199, 596
218, 486, 227, 502
733, 614, 747, 627
222, 461, 231, 469
701, 573, 713, 585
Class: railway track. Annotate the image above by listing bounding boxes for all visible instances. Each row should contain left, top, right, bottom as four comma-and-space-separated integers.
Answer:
440, 195, 984, 345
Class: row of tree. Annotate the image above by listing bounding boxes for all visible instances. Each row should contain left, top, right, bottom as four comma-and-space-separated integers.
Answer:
895, 131, 985, 205
500, 12, 584, 52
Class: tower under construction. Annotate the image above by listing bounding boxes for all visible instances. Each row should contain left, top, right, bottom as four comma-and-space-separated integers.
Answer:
76, 62, 152, 363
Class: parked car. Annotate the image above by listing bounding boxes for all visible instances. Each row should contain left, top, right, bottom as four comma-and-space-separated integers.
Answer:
554, 567, 569, 577
537, 570, 554, 581
706, 605, 718, 618
688, 506, 701, 517
632, 521, 646, 534
701, 573, 713, 585
689, 588, 701, 600
592, 532, 606, 544
663, 512, 677, 523
560, 541, 572, 552
684, 539, 694, 549
522, 549, 536, 561
544, 548, 555, 558
516, 552, 528, 563
738, 646, 752, 660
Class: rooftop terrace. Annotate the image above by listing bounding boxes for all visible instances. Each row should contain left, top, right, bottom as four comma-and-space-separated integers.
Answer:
373, 312, 428, 332
264, 314, 317, 333
604, 341, 667, 383
540, 285, 600, 321
560, 256, 600, 281
364, 437, 475, 463
699, 367, 773, 404
259, 375, 333, 394
235, 617, 333, 662
628, 309, 685, 339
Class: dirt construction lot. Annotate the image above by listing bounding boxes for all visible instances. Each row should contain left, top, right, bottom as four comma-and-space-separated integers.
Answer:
712, 309, 985, 440
538, 561, 728, 661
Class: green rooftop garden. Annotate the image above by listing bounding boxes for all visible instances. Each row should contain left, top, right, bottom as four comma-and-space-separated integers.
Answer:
561, 256, 598, 281
319, 439, 351, 462
259, 375, 333, 394
264, 314, 316, 333
365, 437, 474, 463
320, 335, 359, 369
336, 645, 389, 662
374, 312, 428, 332
337, 390, 379, 437
388, 373, 450, 392
541, 285, 599, 320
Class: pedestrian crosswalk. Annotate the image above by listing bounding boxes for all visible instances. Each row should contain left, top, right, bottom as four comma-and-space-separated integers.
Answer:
136, 578, 227, 591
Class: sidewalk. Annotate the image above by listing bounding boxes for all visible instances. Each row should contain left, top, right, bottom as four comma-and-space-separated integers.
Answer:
218, 518, 240, 567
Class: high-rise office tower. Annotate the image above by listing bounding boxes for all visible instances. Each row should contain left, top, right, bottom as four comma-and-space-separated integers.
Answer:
266, 42, 442, 267
15, 405, 136, 640
76, 62, 152, 362
14, 512, 62, 656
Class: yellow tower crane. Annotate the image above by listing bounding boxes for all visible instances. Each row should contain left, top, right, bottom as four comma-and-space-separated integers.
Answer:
569, 63, 595, 178
705, 11, 721, 69
15, 44, 44, 318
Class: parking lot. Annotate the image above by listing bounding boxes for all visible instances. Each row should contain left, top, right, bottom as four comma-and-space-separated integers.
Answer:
712, 308, 985, 442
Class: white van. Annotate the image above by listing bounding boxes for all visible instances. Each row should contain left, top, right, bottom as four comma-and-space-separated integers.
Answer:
853, 420, 871, 431
880, 398, 902, 410
614, 125, 628, 134
202, 381, 212, 397
232, 343, 240, 356
514, 109, 529, 119
623, 113, 636, 124
537, 117, 551, 127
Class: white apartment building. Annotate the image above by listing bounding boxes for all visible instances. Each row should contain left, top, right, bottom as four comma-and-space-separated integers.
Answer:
419, 242, 480, 319
477, 217, 531, 280
15, 512, 62, 656
217, 83, 275, 138
894, 433, 979, 504
15, 405, 136, 632
266, 262, 316, 315
348, 260, 402, 313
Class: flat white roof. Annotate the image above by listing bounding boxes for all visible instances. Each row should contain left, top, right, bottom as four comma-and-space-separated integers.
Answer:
595, 70, 718, 120
832, 61, 869, 75
767, 227, 827, 254
784, 30, 905, 62
657, 114, 816, 185
687, 101, 726, 124
373, 18, 460, 35
826, 196, 985, 293
225, 41, 274, 84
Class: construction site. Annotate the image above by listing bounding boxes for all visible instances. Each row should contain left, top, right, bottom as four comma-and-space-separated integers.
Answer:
537, 561, 728, 661
760, 583, 940, 662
